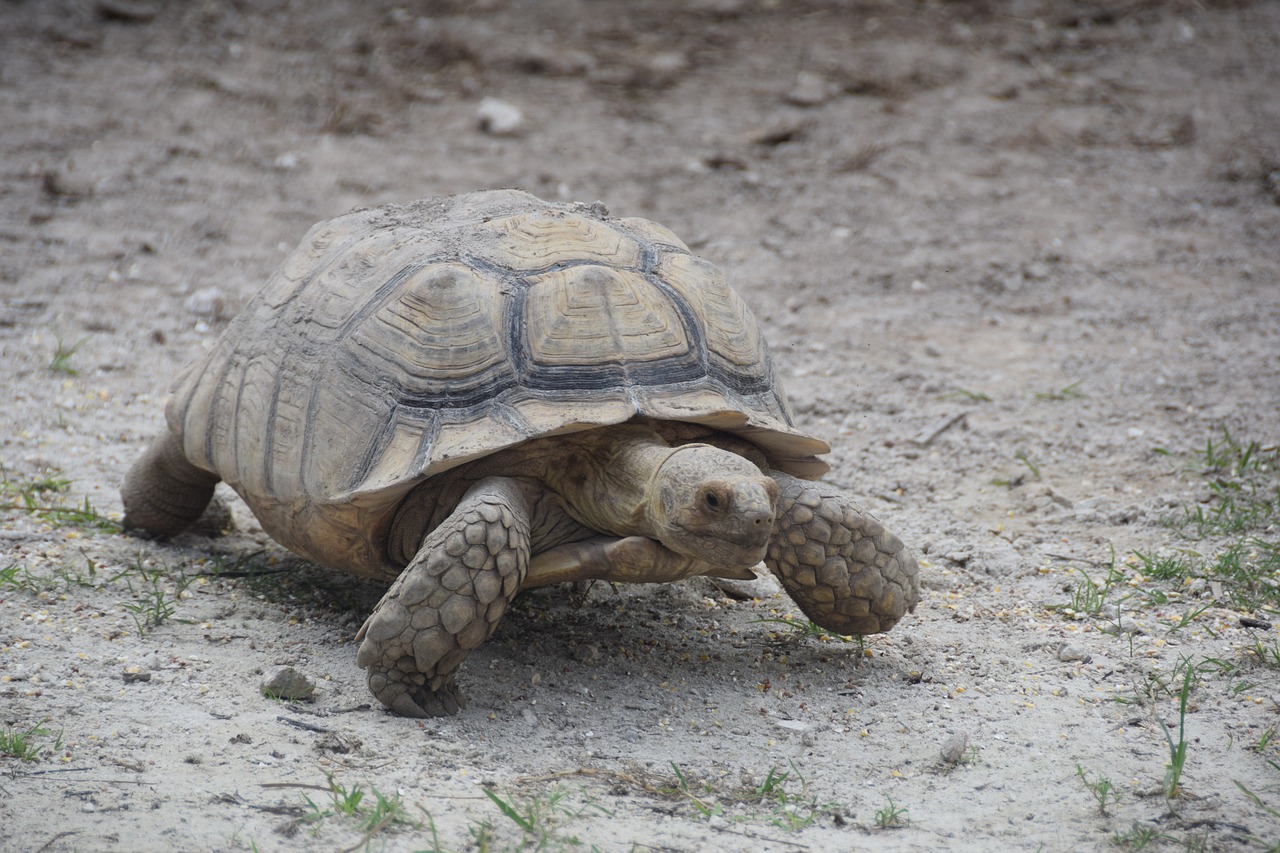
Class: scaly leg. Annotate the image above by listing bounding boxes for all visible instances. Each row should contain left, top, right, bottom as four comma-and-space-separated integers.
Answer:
523, 535, 757, 588
120, 430, 222, 537
765, 472, 919, 636
356, 477, 530, 717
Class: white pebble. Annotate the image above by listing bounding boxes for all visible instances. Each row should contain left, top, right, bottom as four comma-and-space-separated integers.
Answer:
786, 71, 829, 106
477, 97, 524, 137
183, 287, 229, 322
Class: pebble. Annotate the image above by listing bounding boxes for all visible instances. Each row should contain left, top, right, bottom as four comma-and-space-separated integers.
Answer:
261, 665, 315, 700
939, 732, 969, 765
638, 51, 689, 88
477, 97, 524, 136
1099, 616, 1142, 636
96, 0, 159, 22
786, 71, 830, 106
43, 163, 95, 200
572, 642, 601, 664
773, 719, 809, 733
1057, 643, 1092, 663
184, 287, 230, 322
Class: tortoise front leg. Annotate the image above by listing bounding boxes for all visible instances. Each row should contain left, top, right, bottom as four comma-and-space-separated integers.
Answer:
356, 476, 530, 717
765, 472, 920, 636
522, 535, 757, 587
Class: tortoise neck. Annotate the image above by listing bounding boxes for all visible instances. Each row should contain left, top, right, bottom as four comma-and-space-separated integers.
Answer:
532, 423, 677, 538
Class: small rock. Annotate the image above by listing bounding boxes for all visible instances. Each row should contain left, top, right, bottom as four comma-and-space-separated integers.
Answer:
96, 0, 159, 22
773, 719, 809, 733
1022, 261, 1052, 281
572, 643, 601, 664
42, 163, 94, 200
261, 665, 315, 701
477, 97, 524, 136
1057, 643, 1092, 663
121, 669, 152, 683
512, 44, 594, 77
786, 71, 830, 106
940, 732, 969, 765
1099, 616, 1142, 636
184, 287, 230, 322
637, 51, 689, 88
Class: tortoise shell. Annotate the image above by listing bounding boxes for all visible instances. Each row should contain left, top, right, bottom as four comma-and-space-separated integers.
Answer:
167, 189, 830, 575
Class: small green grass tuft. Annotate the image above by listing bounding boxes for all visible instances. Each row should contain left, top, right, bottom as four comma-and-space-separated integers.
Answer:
1076, 764, 1121, 815
301, 772, 413, 840
874, 795, 909, 829
1132, 549, 1193, 582
1249, 640, 1280, 669
750, 762, 840, 831
0, 468, 120, 533
660, 762, 844, 831
1160, 661, 1195, 799
1064, 549, 1126, 617
481, 784, 610, 849
1034, 379, 1086, 401
945, 387, 992, 403
48, 334, 89, 375
754, 615, 862, 645
119, 553, 195, 637
666, 763, 721, 820
0, 719, 63, 762
1113, 821, 1171, 850
1056, 430, 1279, 628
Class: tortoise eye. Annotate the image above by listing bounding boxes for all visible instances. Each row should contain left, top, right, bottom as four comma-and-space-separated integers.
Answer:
703, 489, 723, 511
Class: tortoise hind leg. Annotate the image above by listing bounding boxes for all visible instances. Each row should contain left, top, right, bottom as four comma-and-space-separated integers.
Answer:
765, 471, 920, 636
120, 430, 222, 537
356, 476, 530, 718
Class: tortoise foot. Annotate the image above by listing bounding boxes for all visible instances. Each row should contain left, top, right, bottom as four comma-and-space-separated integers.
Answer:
366, 668, 467, 718
355, 477, 530, 717
766, 472, 920, 636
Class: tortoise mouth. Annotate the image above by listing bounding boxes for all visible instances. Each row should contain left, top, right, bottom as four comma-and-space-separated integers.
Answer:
665, 523, 770, 569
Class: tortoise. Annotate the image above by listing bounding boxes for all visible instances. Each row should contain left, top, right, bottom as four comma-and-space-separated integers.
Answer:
120, 189, 919, 718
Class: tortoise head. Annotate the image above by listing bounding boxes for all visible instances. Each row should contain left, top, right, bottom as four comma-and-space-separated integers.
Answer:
645, 444, 778, 568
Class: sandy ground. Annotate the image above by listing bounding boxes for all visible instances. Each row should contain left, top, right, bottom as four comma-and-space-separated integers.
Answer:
2, 1, 1280, 851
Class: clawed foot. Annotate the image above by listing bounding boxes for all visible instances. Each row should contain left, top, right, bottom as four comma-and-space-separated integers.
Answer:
766, 472, 919, 635
355, 477, 530, 717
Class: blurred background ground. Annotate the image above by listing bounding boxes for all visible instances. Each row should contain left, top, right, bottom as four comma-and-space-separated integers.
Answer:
2, 1, 1279, 851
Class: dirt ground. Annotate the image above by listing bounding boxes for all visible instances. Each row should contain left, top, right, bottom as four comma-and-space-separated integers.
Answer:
3, 0, 1279, 850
